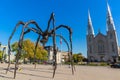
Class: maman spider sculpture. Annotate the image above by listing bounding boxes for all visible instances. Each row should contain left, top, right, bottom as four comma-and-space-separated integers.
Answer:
6, 12, 74, 79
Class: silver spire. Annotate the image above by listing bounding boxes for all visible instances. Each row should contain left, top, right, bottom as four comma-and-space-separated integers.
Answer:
107, 2, 115, 31
87, 10, 94, 35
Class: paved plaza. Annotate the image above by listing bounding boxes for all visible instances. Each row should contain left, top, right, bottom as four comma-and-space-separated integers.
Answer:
0, 63, 120, 80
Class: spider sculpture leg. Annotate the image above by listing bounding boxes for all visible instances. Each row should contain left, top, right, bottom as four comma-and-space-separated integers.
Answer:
1, 47, 6, 62
50, 13, 58, 78
14, 25, 26, 79
69, 32, 75, 74
34, 34, 41, 69
13, 24, 42, 78
56, 34, 70, 53
51, 25, 75, 76
6, 21, 25, 74
22, 21, 43, 69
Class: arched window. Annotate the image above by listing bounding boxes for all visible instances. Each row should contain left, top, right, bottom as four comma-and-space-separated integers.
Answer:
98, 40, 105, 53
89, 37, 91, 42
110, 33, 113, 39
89, 35, 93, 42
111, 42, 115, 52
89, 45, 92, 53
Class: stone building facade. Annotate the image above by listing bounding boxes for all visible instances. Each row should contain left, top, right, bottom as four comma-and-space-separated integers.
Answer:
87, 3, 119, 62
45, 46, 69, 64
0, 45, 15, 62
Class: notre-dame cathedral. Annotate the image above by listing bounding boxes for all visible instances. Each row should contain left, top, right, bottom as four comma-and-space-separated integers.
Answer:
87, 3, 119, 62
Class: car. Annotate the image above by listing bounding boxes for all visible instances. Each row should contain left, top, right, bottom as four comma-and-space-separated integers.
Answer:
110, 63, 120, 68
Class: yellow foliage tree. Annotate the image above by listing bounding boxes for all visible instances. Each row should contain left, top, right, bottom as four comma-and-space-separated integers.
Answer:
11, 39, 48, 62
0, 51, 3, 60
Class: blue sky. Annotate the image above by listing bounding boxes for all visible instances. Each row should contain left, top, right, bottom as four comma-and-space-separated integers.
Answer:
0, 0, 120, 57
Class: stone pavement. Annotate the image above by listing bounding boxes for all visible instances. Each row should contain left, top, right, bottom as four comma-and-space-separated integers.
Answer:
0, 64, 120, 80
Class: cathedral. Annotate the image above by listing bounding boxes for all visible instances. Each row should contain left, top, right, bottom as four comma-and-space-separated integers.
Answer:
87, 3, 119, 62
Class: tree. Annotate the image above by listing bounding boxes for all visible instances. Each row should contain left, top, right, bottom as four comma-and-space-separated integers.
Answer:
0, 43, 6, 62
35, 44, 48, 64
22, 39, 35, 59
73, 54, 78, 63
3, 53, 7, 62
73, 53, 85, 63
118, 56, 120, 61
77, 53, 84, 62
0, 42, 2, 61
11, 39, 48, 63
0, 51, 2, 61
11, 42, 18, 52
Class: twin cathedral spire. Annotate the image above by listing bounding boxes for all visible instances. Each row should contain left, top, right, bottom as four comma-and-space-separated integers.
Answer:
87, 3, 115, 35
86, 2, 119, 62
107, 3, 115, 31
87, 10, 94, 35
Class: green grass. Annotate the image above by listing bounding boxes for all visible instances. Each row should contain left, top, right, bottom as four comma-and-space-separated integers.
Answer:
86, 62, 108, 66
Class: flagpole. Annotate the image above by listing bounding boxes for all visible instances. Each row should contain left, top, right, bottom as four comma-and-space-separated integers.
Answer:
60, 32, 62, 64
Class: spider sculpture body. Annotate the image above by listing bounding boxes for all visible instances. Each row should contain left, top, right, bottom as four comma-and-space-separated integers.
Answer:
7, 13, 75, 79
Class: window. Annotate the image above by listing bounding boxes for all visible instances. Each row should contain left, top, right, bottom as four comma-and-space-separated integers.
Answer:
98, 40, 104, 53
110, 33, 113, 39
89, 36, 91, 42
89, 46, 92, 53
111, 42, 115, 52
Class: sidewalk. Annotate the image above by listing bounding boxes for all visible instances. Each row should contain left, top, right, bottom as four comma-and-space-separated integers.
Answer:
0, 64, 120, 80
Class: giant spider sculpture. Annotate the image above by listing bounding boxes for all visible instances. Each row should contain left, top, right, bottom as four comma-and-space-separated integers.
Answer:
6, 12, 75, 79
